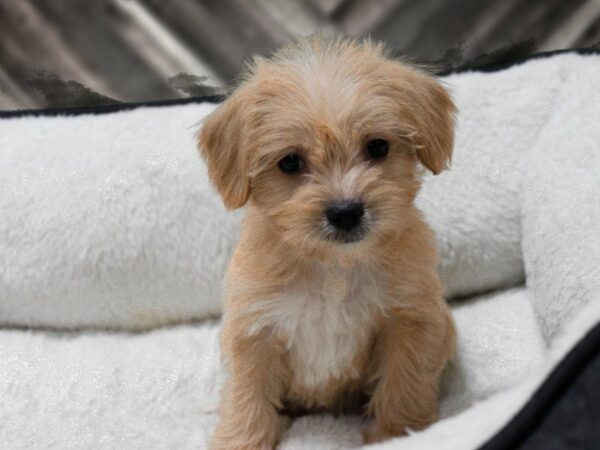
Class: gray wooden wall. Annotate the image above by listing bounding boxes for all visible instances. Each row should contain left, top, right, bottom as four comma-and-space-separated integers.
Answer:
1, 0, 599, 109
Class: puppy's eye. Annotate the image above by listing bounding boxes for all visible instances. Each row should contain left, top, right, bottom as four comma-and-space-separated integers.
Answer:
366, 139, 390, 159
278, 154, 304, 174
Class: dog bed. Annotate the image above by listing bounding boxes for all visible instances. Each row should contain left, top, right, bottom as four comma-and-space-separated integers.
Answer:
1, 49, 599, 449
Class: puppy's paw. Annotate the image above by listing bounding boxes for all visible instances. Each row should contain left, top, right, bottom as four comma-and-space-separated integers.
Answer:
210, 412, 283, 450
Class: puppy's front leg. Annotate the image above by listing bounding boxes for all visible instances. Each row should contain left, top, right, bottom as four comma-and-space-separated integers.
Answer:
212, 319, 285, 450
364, 299, 455, 444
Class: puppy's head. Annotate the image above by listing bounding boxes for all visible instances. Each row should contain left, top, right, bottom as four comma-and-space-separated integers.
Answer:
199, 36, 455, 261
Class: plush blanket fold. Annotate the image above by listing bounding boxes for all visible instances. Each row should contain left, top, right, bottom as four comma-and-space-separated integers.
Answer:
1, 50, 599, 449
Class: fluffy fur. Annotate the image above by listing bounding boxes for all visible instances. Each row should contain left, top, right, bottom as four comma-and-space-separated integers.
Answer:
199, 36, 457, 449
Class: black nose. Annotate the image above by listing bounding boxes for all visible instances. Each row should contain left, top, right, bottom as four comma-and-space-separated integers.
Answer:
326, 201, 365, 231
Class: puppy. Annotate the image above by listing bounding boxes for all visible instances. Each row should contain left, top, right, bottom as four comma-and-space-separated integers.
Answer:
199, 36, 456, 449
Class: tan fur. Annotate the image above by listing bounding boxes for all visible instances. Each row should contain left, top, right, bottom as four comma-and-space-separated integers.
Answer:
199, 35, 457, 449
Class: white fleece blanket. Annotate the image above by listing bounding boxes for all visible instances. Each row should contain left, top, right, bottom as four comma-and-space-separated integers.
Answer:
1, 51, 599, 449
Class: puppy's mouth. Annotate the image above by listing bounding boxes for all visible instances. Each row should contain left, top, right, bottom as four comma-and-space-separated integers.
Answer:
325, 227, 368, 244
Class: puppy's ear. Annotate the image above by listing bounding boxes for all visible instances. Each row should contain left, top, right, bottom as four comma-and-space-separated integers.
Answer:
393, 67, 456, 175
198, 92, 251, 209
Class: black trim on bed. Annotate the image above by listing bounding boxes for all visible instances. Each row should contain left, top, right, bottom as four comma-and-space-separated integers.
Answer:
479, 321, 600, 450
1, 48, 598, 119
436, 47, 600, 76
0, 94, 225, 119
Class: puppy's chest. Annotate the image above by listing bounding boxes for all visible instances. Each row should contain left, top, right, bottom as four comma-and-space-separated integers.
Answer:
266, 266, 386, 388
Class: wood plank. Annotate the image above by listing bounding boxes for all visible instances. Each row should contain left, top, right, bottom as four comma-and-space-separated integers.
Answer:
464, 0, 587, 58
304, 0, 348, 17
141, 0, 291, 82
575, 14, 600, 47
250, 0, 328, 36
0, 0, 119, 103
456, 1, 520, 57
370, 0, 458, 60
335, 0, 407, 37
141, 0, 255, 81
371, 0, 587, 63
0, 65, 37, 109
540, 0, 600, 50
110, 0, 223, 86
27, 0, 179, 101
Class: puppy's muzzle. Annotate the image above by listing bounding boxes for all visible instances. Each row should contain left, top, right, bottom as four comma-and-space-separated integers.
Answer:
325, 200, 367, 243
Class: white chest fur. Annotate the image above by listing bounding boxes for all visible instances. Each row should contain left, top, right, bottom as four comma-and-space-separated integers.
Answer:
248, 264, 387, 388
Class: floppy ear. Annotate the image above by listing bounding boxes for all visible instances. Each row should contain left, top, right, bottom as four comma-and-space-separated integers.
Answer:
198, 93, 251, 210
394, 68, 456, 175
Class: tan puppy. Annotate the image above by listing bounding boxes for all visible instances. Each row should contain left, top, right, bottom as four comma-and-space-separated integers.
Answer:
199, 36, 456, 449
